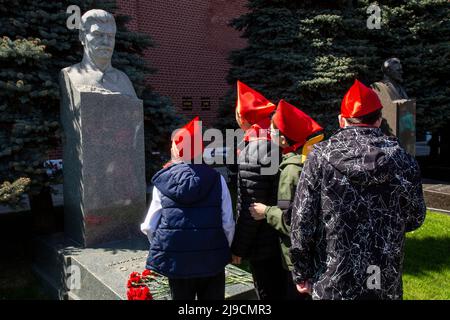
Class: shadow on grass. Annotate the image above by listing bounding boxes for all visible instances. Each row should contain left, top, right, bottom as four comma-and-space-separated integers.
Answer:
403, 236, 450, 276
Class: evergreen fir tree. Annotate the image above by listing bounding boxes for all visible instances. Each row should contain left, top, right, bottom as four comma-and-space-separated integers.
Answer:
218, 0, 449, 139
371, 0, 450, 136
0, 0, 182, 206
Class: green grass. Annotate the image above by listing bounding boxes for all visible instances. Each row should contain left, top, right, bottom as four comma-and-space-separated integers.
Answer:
403, 211, 450, 300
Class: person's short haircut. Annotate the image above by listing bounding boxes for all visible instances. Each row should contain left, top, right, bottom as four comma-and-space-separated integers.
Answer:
80, 9, 116, 33
345, 109, 382, 125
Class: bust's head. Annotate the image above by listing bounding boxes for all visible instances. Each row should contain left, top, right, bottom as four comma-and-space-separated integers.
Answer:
79, 10, 116, 67
382, 58, 404, 84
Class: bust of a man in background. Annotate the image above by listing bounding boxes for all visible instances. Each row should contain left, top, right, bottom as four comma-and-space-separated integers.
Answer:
373, 58, 408, 100
62, 9, 137, 98
371, 57, 416, 155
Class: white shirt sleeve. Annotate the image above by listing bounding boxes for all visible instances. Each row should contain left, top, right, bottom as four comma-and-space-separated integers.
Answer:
220, 176, 235, 247
140, 186, 163, 244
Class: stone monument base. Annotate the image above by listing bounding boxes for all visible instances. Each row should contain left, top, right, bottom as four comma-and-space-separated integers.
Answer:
422, 179, 450, 214
33, 233, 257, 300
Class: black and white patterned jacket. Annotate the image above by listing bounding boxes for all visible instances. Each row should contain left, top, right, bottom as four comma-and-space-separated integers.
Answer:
290, 127, 426, 300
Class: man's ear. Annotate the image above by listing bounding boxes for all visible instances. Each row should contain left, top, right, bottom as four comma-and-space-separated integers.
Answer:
338, 114, 346, 128
170, 141, 181, 161
280, 135, 288, 147
338, 115, 344, 128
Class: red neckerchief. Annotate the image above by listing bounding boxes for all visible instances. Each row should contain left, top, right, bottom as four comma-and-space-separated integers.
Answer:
243, 118, 271, 142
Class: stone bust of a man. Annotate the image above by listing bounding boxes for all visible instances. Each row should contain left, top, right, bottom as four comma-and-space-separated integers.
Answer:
61, 9, 137, 98
373, 58, 408, 100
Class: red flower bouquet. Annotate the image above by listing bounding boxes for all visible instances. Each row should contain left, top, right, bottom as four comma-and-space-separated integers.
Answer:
126, 270, 154, 300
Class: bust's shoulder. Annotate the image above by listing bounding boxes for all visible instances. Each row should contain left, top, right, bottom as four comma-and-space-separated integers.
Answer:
111, 67, 132, 81
110, 67, 137, 97
61, 63, 82, 75
372, 80, 389, 90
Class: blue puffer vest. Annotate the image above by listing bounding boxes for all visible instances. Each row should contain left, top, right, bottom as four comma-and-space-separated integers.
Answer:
146, 162, 231, 278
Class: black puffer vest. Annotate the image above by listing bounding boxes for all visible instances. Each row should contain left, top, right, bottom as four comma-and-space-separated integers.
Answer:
231, 138, 281, 262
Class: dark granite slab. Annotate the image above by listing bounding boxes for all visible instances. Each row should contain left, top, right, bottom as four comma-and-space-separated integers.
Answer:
60, 89, 146, 247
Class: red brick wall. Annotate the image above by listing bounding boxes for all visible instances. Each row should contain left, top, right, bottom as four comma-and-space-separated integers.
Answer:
116, 0, 247, 126
47, 146, 63, 160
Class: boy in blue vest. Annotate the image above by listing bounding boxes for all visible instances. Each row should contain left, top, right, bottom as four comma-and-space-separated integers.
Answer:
141, 117, 235, 300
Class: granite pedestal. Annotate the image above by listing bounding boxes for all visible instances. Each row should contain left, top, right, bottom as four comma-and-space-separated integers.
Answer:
60, 86, 146, 247
373, 83, 417, 156
422, 179, 450, 214
33, 234, 257, 300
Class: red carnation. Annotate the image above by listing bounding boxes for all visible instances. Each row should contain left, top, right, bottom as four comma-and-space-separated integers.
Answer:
126, 270, 154, 300
127, 279, 133, 289
142, 269, 152, 277
127, 286, 153, 300
127, 287, 138, 300
129, 272, 140, 278
128, 271, 141, 284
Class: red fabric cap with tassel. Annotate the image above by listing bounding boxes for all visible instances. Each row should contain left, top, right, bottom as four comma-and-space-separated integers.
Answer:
341, 79, 383, 118
172, 116, 204, 162
236, 80, 276, 125
272, 99, 323, 150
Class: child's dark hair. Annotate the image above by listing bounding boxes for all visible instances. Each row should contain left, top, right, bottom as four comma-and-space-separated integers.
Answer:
345, 109, 382, 125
